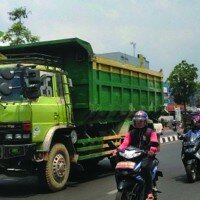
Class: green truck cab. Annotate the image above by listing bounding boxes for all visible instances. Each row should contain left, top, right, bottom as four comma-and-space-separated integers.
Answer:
0, 38, 163, 191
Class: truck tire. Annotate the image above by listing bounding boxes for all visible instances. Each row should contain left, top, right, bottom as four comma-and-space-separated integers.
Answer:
38, 143, 70, 192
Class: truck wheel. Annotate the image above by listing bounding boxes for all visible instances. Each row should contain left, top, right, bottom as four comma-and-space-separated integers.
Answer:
38, 143, 70, 192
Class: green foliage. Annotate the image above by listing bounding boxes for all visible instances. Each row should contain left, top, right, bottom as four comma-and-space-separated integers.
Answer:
0, 31, 4, 37
167, 60, 198, 107
0, 7, 39, 45
197, 82, 200, 89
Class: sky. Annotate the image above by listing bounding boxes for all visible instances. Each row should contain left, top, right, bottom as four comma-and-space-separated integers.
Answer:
0, 0, 200, 81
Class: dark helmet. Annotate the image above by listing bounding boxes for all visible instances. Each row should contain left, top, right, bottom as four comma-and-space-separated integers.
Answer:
132, 110, 148, 123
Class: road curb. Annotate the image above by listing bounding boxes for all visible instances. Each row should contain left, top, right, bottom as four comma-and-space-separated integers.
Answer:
160, 135, 178, 144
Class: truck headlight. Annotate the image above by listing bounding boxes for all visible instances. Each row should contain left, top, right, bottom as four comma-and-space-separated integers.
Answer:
5, 134, 13, 140
15, 134, 22, 139
23, 134, 30, 139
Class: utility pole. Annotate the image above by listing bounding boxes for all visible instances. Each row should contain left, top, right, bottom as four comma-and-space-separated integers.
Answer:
130, 42, 136, 57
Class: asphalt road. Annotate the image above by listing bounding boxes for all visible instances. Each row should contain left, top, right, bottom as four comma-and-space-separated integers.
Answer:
0, 139, 200, 200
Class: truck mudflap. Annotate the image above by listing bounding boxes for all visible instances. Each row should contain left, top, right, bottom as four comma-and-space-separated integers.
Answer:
0, 144, 36, 160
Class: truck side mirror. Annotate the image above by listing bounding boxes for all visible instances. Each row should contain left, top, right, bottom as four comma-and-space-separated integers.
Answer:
0, 68, 15, 80
0, 82, 12, 96
24, 69, 40, 86
23, 69, 41, 99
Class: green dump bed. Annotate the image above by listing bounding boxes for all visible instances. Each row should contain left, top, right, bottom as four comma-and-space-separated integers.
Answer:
0, 38, 163, 126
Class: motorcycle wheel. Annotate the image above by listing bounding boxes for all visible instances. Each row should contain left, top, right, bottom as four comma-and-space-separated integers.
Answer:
115, 190, 140, 200
115, 191, 125, 200
153, 179, 159, 200
116, 191, 131, 200
186, 164, 197, 183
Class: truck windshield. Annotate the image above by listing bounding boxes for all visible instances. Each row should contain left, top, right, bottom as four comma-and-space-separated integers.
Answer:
0, 69, 23, 102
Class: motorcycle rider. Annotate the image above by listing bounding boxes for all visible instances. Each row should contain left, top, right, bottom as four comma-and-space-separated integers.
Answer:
180, 114, 200, 182
191, 114, 200, 131
113, 110, 159, 200
172, 119, 177, 132
181, 114, 200, 136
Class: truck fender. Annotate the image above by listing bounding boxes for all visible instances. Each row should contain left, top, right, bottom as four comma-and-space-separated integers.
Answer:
41, 125, 67, 152
41, 126, 75, 155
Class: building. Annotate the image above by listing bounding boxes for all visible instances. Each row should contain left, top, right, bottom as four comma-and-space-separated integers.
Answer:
163, 81, 174, 106
97, 52, 149, 68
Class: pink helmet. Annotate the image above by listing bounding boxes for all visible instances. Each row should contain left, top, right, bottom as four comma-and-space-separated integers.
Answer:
192, 114, 200, 127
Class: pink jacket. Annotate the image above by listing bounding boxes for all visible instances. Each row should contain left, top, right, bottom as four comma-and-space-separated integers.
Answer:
118, 129, 159, 154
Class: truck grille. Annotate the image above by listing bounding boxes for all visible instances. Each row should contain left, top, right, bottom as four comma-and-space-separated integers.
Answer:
0, 123, 31, 144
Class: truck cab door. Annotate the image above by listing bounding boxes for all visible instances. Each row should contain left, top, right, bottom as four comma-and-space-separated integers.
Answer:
39, 73, 60, 125
56, 73, 73, 126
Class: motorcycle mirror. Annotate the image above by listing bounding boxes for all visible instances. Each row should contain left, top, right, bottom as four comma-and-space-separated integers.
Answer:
178, 135, 184, 140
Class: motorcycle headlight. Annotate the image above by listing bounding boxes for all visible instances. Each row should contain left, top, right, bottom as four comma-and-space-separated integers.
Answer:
185, 148, 195, 153
120, 150, 142, 159
183, 141, 194, 147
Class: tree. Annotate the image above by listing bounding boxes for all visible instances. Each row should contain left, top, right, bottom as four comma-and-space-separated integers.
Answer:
0, 7, 39, 45
167, 60, 198, 114
196, 82, 200, 107
0, 31, 4, 37
197, 82, 200, 90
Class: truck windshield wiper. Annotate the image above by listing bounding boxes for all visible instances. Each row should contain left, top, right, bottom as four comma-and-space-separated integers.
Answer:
0, 97, 6, 109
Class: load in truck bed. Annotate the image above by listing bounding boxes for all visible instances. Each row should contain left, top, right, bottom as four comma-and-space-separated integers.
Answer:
0, 37, 163, 126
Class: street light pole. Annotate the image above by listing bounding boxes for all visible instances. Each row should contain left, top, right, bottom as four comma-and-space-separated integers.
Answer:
130, 42, 136, 57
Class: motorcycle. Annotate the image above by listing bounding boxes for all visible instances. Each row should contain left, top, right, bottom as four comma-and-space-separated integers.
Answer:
179, 129, 200, 182
172, 121, 177, 132
113, 145, 162, 200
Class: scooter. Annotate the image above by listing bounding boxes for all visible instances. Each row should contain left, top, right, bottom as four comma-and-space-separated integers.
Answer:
113, 145, 162, 200
179, 129, 200, 182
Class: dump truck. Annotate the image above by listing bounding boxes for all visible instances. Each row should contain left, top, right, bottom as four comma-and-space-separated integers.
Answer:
0, 38, 163, 191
